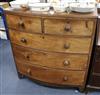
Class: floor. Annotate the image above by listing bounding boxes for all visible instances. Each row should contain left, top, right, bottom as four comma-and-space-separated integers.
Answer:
0, 16, 7, 39
0, 16, 5, 29
0, 39, 100, 95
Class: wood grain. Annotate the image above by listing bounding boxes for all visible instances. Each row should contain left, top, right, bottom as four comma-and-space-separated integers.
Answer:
4, 8, 98, 19
12, 44, 88, 70
16, 60, 85, 86
5, 9, 97, 90
9, 30, 91, 54
6, 14, 41, 33
44, 18, 94, 36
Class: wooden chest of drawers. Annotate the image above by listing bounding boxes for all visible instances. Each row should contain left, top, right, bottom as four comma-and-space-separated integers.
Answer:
5, 9, 97, 91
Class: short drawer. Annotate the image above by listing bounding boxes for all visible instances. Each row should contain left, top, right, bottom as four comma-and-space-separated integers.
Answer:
6, 14, 41, 33
9, 30, 91, 54
12, 44, 88, 70
16, 60, 85, 86
44, 18, 94, 36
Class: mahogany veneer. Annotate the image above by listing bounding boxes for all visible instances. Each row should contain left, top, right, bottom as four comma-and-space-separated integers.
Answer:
5, 9, 97, 91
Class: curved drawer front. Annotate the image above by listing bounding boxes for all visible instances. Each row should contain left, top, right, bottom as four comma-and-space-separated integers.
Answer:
44, 19, 94, 36
6, 14, 41, 33
13, 44, 88, 70
16, 60, 85, 86
9, 30, 91, 54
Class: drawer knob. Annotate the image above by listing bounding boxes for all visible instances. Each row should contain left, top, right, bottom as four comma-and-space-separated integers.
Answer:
64, 23, 71, 32
21, 38, 27, 44
25, 54, 30, 60
26, 55, 30, 59
18, 20, 25, 29
63, 60, 70, 66
64, 43, 70, 49
27, 68, 31, 75
63, 76, 68, 81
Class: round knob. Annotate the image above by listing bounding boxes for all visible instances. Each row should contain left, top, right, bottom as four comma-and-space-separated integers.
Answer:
20, 38, 27, 44
63, 76, 68, 81
64, 22, 71, 32
26, 54, 30, 60
26, 55, 30, 59
64, 43, 70, 49
18, 20, 25, 29
84, 64, 87, 69
64, 26, 71, 32
27, 68, 31, 75
63, 60, 70, 66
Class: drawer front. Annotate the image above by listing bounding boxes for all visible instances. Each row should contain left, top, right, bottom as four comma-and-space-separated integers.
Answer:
6, 14, 41, 33
89, 75, 100, 87
44, 19, 94, 36
12, 44, 88, 70
9, 30, 91, 54
16, 60, 85, 86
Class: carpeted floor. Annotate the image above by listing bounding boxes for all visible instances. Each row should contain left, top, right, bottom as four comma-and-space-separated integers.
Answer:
0, 39, 100, 95
0, 16, 5, 29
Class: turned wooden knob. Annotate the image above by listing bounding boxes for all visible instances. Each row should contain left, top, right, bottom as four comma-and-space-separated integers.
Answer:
20, 38, 27, 44
25, 54, 30, 60
26, 55, 30, 59
64, 22, 71, 32
63, 60, 70, 66
63, 76, 68, 81
27, 68, 31, 75
18, 19, 25, 29
64, 43, 70, 49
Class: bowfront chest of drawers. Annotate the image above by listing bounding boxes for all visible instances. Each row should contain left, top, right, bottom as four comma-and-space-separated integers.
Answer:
5, 9, 97, 91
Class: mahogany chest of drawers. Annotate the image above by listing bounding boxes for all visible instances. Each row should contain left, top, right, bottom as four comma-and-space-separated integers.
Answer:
5, 9, 97, 91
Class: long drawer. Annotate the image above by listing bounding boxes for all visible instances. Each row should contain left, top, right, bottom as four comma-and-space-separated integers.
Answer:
6, 14, 41, 33
16, 60, 85, 86
12, 44, 88, 70
44, 18, 94, 36
9, 30, 91, 54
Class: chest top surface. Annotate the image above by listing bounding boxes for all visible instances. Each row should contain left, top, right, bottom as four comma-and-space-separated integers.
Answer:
4, 8, 98, 19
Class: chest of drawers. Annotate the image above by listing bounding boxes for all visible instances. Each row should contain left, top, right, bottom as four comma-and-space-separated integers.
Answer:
5, 9, 97, 91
